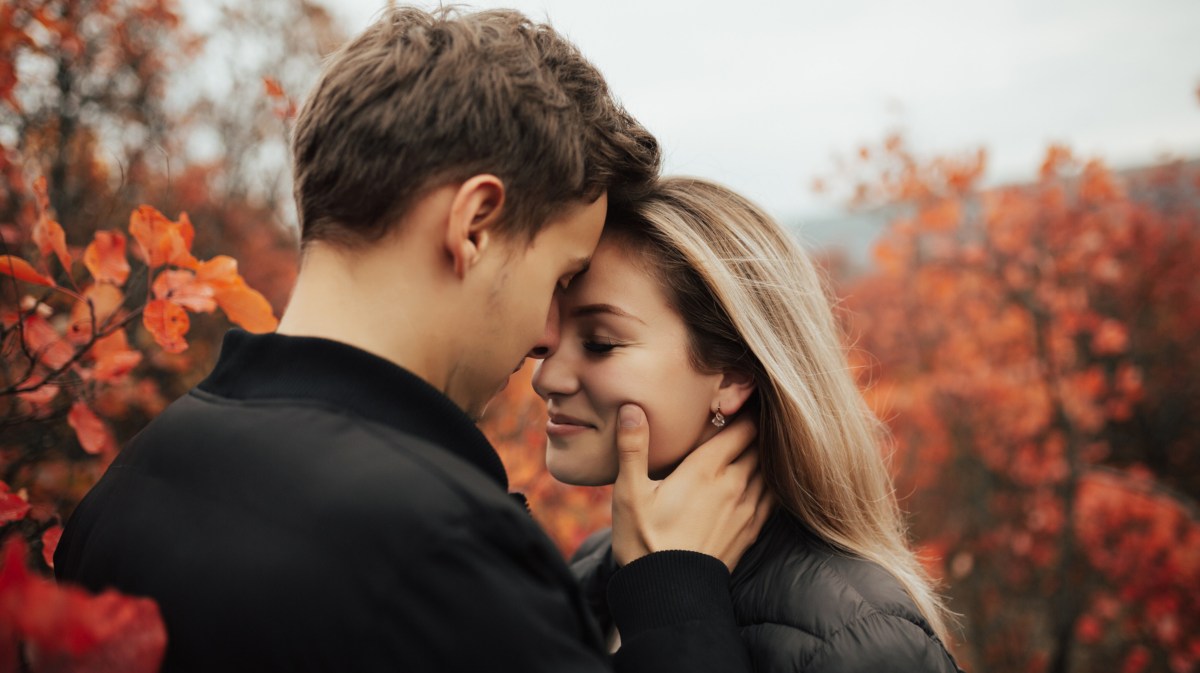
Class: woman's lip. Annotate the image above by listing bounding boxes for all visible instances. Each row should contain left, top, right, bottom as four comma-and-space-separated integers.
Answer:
546, 416, 596, 437
547, 412, 594, 426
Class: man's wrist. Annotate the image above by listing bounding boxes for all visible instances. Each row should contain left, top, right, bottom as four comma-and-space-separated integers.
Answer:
607, 550, 737, 638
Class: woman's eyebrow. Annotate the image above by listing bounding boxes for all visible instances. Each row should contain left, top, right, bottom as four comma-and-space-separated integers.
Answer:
569, 303, 646, 325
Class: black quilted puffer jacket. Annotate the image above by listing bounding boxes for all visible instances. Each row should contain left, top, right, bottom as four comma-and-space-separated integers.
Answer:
572, 511, 965, 673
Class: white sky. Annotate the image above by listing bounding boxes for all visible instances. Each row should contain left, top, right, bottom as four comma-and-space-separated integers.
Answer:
318, 0, 1199, 222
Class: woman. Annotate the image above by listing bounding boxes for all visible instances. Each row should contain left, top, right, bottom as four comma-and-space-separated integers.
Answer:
532, 177, 963, 672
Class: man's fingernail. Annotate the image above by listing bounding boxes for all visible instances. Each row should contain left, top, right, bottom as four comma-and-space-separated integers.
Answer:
619, 405, 643, 428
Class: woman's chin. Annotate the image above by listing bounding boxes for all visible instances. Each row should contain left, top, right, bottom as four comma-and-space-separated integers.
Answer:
546, 459, 617, 487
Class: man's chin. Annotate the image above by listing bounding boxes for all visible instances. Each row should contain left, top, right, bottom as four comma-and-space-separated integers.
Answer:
470, 382, 507, 423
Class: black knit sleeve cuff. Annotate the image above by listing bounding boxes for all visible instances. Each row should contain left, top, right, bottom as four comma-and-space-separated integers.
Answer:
606, 550, 737, 637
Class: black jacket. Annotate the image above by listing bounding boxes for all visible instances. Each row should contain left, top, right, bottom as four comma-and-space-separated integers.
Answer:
573, 511, 964, 673
56, 330, 753, 673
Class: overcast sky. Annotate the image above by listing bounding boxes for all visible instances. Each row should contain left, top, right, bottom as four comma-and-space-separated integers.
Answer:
316, 0, 1199, 222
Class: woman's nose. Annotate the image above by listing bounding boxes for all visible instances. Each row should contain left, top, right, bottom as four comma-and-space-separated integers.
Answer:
531, 346, 579, 400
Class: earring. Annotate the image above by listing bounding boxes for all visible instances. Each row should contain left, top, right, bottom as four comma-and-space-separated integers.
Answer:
711, 404, 726, 428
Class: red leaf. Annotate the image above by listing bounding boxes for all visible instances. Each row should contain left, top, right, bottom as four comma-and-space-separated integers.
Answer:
41, 525, 62, 569
0, 255, 56, 287
67, 402, 117, 455
152, 269, 216, 312
1076, 614, 1103, 643
0, 538, 167, 673
142, 298, 189, 353
83, 231, 131, 285
1122, 646, 1150, 673
0, 482, 30, 525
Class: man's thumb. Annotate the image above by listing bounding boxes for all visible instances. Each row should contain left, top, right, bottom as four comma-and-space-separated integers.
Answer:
615, 404, 649, 479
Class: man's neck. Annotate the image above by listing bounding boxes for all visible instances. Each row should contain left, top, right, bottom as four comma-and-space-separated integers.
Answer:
276, 242, 455, 395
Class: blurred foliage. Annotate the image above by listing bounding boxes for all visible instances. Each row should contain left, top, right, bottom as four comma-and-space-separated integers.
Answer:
832, 134, 1200, 673
0, 0, 339, 667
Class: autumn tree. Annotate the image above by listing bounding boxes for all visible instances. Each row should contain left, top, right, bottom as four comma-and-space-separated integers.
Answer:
829, 134, 1200, 673
0, 0, 336, 666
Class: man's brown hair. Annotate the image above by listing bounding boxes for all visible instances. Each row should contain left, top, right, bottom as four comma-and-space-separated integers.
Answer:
291, 6, 661, 247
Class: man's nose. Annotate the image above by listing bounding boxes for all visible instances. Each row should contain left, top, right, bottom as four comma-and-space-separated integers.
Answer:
527, 293, 561, 359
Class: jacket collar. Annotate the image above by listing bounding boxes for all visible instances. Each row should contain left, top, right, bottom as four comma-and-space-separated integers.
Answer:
197, 329, 509, 490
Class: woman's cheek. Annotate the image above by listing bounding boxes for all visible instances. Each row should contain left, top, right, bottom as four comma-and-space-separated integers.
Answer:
642, 407, 691, 477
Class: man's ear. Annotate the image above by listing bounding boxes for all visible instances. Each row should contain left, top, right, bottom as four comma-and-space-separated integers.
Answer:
713, 369, 756, 416
445, 175, 505, 278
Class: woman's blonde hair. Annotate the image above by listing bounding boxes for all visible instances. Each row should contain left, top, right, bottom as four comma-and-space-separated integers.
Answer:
607, 176, 954, 645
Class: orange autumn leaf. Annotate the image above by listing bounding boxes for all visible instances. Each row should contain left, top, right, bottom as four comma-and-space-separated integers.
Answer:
83, 230, 131, 285
128, 205, 197, 269
262, 78, 296, 119
215, 283, 279, 333
21, 313, 76, 370
1040, 144, 1075, 180
91, 329, 143, 382
142, 298, 190, 353
1092, 319, 1130, 356
17, 378, 59, 416
92, 326, 135, 355
871, 238, 908, 275
33, 215, 70, 273
68, 283, 125, 343
194, 254, 240, 289
197, 256, 279, 332
178, 211, 195, 250
0, 254, 56, 287
32, 176, 72, 273
918, 198, 962, 233
67, 402, 117, 455
263, 76, 285, 98
152, 269, 216, 313
94, 351, 144, 383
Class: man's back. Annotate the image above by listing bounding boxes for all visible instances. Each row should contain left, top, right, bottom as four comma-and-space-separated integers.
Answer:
56, 331, 606, 671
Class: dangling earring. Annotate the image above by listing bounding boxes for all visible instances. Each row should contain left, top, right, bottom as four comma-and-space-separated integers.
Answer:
711, 404, 726, 428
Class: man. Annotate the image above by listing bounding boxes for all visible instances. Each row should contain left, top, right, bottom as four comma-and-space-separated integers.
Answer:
56, 7, 768, 671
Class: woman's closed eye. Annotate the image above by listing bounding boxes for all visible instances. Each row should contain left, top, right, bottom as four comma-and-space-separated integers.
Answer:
583, 338, 621, 354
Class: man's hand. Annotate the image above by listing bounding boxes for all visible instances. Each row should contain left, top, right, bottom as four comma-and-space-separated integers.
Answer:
611, 404, 772, 570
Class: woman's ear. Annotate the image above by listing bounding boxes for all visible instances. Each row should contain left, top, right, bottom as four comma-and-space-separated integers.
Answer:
713, 369, 756, 416
445, 174, 505, 278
